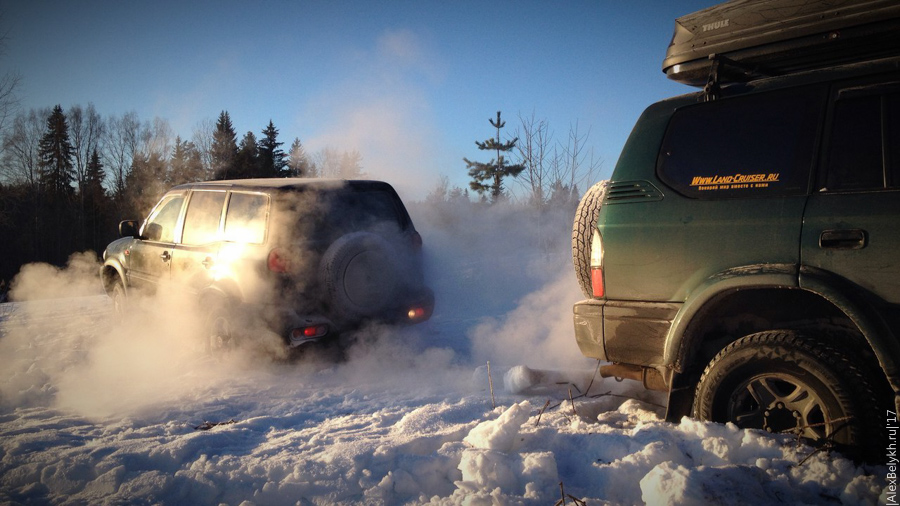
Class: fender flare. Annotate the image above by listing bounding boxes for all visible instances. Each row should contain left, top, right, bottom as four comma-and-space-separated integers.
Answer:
799, 265, 900, 398
664, 263, 799, 372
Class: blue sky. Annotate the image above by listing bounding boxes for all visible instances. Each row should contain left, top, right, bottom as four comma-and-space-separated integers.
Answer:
2, 0, 716, 199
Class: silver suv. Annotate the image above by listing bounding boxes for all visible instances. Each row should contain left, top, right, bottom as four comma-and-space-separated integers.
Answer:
100, 179, 434, 350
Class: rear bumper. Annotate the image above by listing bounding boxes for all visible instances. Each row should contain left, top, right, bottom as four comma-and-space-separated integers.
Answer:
573, 299, 607, 361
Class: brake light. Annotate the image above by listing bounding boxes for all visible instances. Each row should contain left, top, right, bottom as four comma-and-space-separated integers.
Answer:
590, 230, 604, 298
292, 325, 328, 339
408, 307, 427, 320
267, 248, 290, 273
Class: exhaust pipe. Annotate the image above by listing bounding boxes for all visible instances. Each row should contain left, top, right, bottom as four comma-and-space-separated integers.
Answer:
600, 363, 667, 391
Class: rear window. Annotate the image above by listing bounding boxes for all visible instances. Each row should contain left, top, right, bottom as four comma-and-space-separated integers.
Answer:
281, 188, 406, 243
657, 85, 826, 199
224, 192, 269, 244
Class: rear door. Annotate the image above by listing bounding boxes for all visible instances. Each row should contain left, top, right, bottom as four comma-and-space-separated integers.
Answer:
801, 75, 900, 306
171, 189, 228, 294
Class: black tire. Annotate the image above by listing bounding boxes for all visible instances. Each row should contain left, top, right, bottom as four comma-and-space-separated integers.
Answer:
110, 278, 127, 320
692, 330, 880, 457
572, 181, 608, 298
321, 232, 403, 322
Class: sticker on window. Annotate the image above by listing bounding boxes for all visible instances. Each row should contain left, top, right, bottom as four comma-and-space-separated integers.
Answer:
689, 173, 781, 191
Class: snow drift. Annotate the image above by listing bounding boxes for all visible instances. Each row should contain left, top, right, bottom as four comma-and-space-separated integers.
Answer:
0, 199, 890, 504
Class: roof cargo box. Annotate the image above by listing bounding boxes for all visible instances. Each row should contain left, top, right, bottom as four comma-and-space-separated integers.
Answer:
664, 0, 900, 87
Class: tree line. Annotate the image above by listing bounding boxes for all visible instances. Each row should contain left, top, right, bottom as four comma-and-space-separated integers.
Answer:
0, 104, 363, 283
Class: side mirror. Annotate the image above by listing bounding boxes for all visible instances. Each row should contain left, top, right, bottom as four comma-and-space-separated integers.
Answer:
144, 223, 163, 242
119, 220, 140, 238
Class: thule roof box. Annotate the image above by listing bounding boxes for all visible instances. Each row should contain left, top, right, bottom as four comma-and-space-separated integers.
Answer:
664, 0, 900, 87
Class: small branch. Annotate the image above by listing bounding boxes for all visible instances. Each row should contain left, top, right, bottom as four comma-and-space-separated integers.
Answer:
535, 399, 552, 427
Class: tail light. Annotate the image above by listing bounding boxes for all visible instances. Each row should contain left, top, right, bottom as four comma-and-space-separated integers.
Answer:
590, 230, 605, 298
407, 306, 428, 320
267, 248, 290, 273
291, 325, 328, 340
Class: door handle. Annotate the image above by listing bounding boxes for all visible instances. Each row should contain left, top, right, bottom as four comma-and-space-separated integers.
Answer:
819, 229, 867, 250
160, 251, 172, 262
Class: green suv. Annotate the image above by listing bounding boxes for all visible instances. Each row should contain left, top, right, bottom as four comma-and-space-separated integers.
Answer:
572, 3, 899, 458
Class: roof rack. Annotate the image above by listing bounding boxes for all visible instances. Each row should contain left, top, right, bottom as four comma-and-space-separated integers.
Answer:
665, 0, 900, 88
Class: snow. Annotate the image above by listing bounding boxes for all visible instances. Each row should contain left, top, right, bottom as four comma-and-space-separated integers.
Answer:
0, 202, 891, 505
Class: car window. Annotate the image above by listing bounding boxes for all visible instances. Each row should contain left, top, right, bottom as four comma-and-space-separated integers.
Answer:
823, 88, 900, 191
657, 85, 826, 199
224, 192, 268, 244
311, 190, 403, 240
143, 194, 184, 243
182, 190, 227, 245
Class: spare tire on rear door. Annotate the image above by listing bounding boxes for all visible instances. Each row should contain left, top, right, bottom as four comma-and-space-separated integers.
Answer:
321, 231, 404, 323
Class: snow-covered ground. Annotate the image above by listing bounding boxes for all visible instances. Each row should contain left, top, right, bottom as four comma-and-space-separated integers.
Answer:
0, 202, 890, 505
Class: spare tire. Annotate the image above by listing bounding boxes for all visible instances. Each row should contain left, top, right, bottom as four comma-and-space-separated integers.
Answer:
321, 232, 404, 322
572, 181, 608, 298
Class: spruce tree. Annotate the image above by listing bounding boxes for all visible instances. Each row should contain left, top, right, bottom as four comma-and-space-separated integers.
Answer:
169, 136, 204, 185
463, 111, 525, 202
211, 111, 237, 179
234, 131, 259, 178
83, 149, 108, 252
37, 105, 76, 198
287, 137, 314, 177
258, 120, 287, 178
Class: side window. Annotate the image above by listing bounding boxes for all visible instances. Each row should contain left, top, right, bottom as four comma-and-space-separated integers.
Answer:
224, 192, 268, 244
143, 195, 185, 243
657, 85, 826, 199
824, 87, 900, 191
182, 191, 227, 245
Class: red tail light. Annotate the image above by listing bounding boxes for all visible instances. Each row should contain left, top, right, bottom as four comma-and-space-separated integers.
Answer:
590, 230, 605, 298
267, 248, 290, 273
292, 325, 328, 339
591, 268, 605, 298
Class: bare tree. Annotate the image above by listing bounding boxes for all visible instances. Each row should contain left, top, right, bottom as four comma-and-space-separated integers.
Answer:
0, 25, 21, 144
191, 117, 215, 179
1, 107, 51, 189
513, 112, 552, 206
512, 115, 602, 208
315, 147, 363, 179
102, 111, 142, 197
68, 103, 104, 194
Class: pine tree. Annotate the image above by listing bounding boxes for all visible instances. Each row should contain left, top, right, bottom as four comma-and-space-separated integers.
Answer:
83, 149, 109, 252
258, 120, 287, 178
463, 111, 525, 201
234, 131, 259, 178
37, 105, 76, 198
287, 137, 314, 177
211, 111, 237, 179
168, 136, 204, 185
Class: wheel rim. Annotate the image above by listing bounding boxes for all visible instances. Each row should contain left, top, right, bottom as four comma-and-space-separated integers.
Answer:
728, 373, 834, 440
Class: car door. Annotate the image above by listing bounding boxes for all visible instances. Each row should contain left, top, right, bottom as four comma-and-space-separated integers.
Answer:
127, 192, 186, 292
171, 189, 228, 295
801, 76, 900, 307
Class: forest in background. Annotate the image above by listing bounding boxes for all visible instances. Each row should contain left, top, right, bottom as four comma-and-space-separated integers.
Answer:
0, 98, 601, 287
